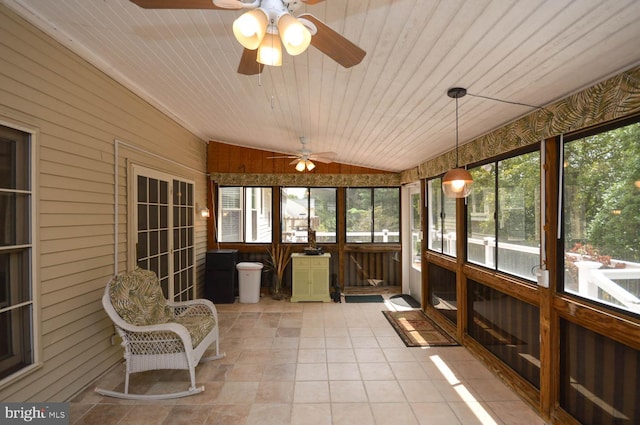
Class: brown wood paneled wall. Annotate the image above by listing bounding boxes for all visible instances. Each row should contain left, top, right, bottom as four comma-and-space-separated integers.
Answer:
208, 141, 391, 175
206, 145, 401, 292
343, 250, 401, 287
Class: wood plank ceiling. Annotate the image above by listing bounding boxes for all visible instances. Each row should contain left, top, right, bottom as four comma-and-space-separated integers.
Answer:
3, 0, 640, 172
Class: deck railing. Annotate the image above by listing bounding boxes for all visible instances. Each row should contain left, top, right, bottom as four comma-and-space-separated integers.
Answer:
571, 259, 640, 314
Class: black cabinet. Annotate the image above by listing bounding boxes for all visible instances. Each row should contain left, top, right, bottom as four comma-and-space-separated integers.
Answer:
205, 249, 238, 304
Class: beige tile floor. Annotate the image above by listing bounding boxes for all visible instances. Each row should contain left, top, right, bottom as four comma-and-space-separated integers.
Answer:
70, 295, 547, 425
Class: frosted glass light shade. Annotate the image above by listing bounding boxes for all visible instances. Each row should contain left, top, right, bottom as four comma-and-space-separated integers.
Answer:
278, 14, 311, 56
305, 160, 315, 171
232, 9, 268, 50
257, 33, 283, 66
442, 167, 473, 198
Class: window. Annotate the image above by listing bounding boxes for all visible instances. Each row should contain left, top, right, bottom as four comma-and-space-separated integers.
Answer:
0, 124, 34, 383
467, 150, 540, 281
410, 187, 421, 267
346, 187, 400, 243
281, 187, 336, 243
562, 120, 640, 315
427, 177, 457, 256
218, 187, 272, 243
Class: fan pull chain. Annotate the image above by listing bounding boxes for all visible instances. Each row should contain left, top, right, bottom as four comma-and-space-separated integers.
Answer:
271, 95, 275, 109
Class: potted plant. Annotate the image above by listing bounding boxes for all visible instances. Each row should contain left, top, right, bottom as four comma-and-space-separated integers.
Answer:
266, 243, 292, 300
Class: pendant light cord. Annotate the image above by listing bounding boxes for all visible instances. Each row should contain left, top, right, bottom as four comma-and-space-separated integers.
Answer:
447, 87, 467, 169
455, 96, 459, 168
466, 92, 553, 115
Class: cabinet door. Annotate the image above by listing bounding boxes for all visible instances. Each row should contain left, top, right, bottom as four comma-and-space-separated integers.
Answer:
292, 257, 311, 299
310, 259, 329, 297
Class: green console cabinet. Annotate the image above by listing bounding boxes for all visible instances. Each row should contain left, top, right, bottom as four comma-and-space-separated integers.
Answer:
290, 253, 331, 302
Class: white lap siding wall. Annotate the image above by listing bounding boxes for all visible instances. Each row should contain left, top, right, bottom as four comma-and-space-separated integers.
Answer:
0, 4, 208, 402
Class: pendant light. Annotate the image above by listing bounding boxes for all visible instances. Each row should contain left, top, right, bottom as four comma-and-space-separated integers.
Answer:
442, 87, 473, 198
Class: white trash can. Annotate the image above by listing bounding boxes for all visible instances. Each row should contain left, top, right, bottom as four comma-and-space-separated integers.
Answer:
236, 262, 264, 303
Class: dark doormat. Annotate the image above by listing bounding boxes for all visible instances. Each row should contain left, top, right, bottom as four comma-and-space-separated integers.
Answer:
344, 295, 385, 303
389, 294, 420, 309
382, 310, 459, 347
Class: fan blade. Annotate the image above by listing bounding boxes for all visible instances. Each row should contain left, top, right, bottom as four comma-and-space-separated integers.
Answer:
298, 13, 366, 68
237, 48, 264, 75
212, 0, 246, 9
309, 152, 336, 163
311, 157, 334, 164
289, 159, 302, 165
128, 0, 228, 9
267, 155, 299, 159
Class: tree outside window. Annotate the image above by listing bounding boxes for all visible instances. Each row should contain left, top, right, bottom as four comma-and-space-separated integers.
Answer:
346, 187, 400, 243
467, 150, 540, 281
563, 120, 640, 315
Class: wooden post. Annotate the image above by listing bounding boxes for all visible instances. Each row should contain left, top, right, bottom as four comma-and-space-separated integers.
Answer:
539, 136, 560, 421
456, 195, 467, 342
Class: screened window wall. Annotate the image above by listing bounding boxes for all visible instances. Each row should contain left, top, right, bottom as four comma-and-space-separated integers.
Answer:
218, 187, 272, 243
562, 119, 640, 316
346, 187, 400, 243
410, 188, 422, 267
427, 177, 457, 256
281, 187, 336, 243
467, 150, 541, 281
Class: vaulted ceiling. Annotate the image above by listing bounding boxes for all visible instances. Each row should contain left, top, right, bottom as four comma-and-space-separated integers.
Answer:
4, 0, 640, 172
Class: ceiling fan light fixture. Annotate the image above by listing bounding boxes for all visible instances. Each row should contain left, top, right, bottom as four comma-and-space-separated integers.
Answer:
232, 9, 268, 50
305, 159, 316, 171
257, 32, 283, 66
278, 13, 311, 56
295, 159, 306, 172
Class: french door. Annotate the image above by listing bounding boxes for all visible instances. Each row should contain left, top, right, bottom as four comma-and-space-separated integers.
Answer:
133, 166, 195, 301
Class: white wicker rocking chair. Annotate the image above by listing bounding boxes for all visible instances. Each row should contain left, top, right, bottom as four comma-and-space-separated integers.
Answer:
95, 268, 225, 400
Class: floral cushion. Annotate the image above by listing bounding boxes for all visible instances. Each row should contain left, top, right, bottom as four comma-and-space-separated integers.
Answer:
110, 268, 171, 326
174, 314, 216, 348
109, 268, 215, 348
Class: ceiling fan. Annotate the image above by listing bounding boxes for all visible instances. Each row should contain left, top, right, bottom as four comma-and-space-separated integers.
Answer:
269, 137, 336, 171
128, 0, 367, 75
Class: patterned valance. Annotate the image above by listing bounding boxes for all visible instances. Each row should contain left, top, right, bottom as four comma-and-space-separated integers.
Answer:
401, 66, 640, 184
210, 172, 401, 187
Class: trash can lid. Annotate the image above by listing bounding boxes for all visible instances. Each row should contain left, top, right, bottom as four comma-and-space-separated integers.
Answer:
236, 262, 264, 270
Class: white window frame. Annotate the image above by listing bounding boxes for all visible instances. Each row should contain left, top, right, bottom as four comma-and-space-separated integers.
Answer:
218, 186, 273, 243
0, 119, 40, 387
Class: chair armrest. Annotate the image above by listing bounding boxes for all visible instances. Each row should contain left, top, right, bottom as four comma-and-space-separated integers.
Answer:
114, 320, 196, 353
103, 291, 194, 350
168, 299, 218, 319
116, 320, 191, 340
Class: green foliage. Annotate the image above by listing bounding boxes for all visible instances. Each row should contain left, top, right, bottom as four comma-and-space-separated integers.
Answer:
346, 188, 400, 241
564, 122, 640, 262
